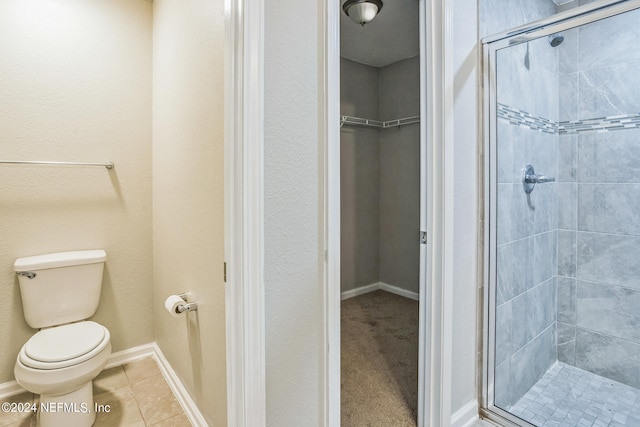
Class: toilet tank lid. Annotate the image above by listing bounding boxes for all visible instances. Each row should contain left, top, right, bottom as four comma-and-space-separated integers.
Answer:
14, 250, 107, 271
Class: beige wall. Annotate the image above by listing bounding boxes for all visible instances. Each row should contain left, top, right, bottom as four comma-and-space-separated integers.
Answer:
0, 1, 227, 423
152, 0, 227, 425
0, 0, 153, 384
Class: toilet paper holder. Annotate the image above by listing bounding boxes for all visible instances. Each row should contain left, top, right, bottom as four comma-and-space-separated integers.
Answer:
176, 293, 198, 313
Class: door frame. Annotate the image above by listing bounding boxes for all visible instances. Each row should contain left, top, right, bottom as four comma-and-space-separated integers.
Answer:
324, 0, 455, 425
224, 0, 457, 424
224, 0, 266, 425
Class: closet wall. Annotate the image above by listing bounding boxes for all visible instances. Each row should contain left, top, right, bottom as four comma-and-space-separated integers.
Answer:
340, 56, 420, 295
379, 56, 420, 294
341, 58, 380, 292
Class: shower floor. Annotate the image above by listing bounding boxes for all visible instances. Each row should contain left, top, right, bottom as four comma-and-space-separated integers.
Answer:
510, 362, 640, 427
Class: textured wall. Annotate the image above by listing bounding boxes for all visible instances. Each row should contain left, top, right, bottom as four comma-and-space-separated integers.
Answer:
152, 0, 227, 425
264, 0, 324, 425
0, 0, 153, 384
340, 58, 381, 292
378, 56, 420, 294
555, 7, 640, 389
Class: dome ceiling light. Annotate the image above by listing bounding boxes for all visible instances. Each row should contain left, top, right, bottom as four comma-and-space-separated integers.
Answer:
342, 0, 383, 26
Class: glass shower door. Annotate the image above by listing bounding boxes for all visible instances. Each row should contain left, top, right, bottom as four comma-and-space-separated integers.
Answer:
484, 2, 640, 426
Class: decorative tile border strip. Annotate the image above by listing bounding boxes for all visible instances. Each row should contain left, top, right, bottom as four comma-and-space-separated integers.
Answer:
559, 114, 640, 134
497, 103, 640, 135
497, 104, 558, 135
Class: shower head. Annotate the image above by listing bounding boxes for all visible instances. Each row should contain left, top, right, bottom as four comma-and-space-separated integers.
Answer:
548, 33, 564, 47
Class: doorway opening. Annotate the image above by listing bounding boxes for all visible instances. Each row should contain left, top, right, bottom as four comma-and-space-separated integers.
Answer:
338, 0, 423, 424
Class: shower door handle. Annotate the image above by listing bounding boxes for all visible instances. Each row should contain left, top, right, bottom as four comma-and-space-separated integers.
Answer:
522, 164, 555, 194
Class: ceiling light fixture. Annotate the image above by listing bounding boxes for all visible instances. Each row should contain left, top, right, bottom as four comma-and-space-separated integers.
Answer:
342, 0, 383, 26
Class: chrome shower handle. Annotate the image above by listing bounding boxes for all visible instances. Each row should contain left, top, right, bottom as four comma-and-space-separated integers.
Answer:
522, 164, 555, 194
524, 174, 555, 184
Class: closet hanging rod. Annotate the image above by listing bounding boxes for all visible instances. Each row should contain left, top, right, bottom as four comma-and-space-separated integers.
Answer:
0, 160, 114, 169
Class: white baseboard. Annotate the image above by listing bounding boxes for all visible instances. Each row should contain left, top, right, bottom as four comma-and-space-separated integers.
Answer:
151, 343, 208, 427
105, 342, 156, 369
0, 342, 206, 427
341, 281, 419, 301
340, 282, 380, 300
0, 380, 25, 400
451, 399, 479, 427
379, 281, 420, 301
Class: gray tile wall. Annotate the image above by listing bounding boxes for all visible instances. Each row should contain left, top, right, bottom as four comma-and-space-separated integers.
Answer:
555, 7, 640, 390
486, 0, 640, 414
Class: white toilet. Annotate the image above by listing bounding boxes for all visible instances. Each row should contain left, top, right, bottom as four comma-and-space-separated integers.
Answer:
13, 250, 112, 427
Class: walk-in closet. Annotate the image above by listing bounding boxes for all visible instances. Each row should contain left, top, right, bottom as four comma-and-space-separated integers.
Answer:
339, 0, 421, 424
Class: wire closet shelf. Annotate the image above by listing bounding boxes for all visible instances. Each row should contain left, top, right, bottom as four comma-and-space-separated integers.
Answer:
340, 115, 420, 129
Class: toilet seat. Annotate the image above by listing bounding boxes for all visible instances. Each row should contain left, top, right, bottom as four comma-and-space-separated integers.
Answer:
19, 321, 110, 370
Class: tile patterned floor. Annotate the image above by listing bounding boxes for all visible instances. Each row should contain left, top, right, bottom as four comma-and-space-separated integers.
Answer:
510, 362, 640, 427
0, 357, 191, 427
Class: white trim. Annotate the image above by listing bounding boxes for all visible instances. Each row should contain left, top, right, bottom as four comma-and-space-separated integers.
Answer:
0, 343, 207, 426
421, 0, 455, 424
323, 0, 341, 425
152, 343, 208, 427
379, 282, 420, 301
340, 282, 380, 300
417, 1, 429, 424
340, 282, 420, 301
104, 342, 155, 369
440, 0, 455, 424
0, 380, 25, 400
224, 0, 266, 425
451, 399, 480, 427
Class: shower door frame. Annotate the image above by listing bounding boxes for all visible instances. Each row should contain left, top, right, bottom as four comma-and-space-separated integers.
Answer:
481, 1, 640, 425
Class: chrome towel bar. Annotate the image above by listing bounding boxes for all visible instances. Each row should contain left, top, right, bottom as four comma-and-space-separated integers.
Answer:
0, 160, 114, 169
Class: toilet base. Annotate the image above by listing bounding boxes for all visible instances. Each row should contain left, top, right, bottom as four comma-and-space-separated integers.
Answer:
36, 382, 96, 427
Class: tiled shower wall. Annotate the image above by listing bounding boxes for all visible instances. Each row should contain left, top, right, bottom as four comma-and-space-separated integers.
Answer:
555, 8, 640, 389
482, 0, 561, 410
493, 34, 559, 409
486, 0, 640, 408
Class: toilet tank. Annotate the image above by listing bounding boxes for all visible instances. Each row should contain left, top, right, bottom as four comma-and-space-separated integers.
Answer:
14, 250, 107, 329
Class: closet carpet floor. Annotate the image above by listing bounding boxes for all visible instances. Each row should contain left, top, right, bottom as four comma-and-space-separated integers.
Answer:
341, 290, 419, 427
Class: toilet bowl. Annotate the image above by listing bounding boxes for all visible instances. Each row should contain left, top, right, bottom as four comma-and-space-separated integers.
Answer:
14, 321, 111, 427
13, 250, 111, 427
